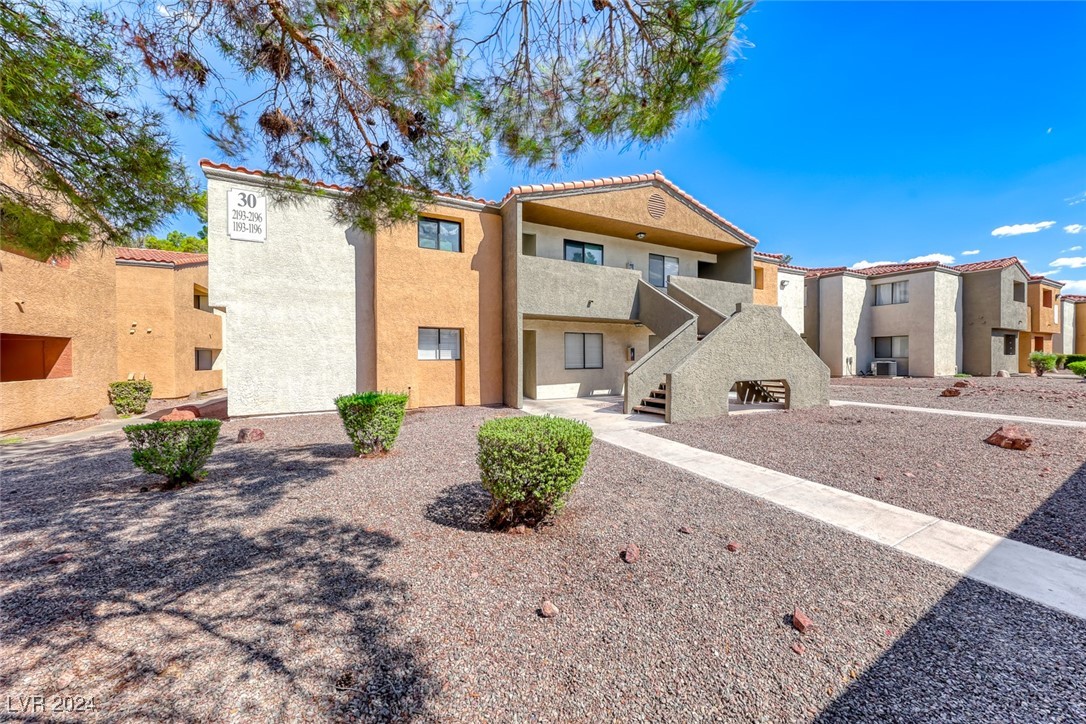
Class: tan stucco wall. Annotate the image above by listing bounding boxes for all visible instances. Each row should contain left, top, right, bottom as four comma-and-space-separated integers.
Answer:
373, 204, 504, 408
116, 262, 223, 398
521, 319, 651, 400
1076, 303, 1086, 355
1027, 281, 1060, 335
753, 260, 779, 306
1, 247, 118, 430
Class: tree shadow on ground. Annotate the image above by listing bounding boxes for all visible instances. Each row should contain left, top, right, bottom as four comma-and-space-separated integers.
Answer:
0, 433, 435, 720
817, 461, 1086, 721
424, 481, 492, 533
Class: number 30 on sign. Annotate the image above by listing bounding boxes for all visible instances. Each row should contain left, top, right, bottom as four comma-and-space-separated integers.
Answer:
227, 189, 267, 242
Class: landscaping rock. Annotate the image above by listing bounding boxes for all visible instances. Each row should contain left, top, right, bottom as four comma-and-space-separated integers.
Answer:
46, 553, 73, 565
726, 542, 740, 553
175, 405, 202, 418
791, 642, 806, 655
508, 524, 530, 535
540, 600, 559, 618
996, 370, 1011, 378
678, 526, 693, 535
940, 388, 961, 397
98, 405, 118, 420
791, 607, 813, 634
621, 543, 640, 563
237, 428, 266, 443
985, 425, 1032, 451
953, 380, 974, 388
161, 408, 197, 422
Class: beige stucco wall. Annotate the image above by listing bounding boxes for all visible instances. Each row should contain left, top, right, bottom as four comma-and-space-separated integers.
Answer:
932, 270, 964, 375
1054, 299, 1075, 355
818, 274, 870, 376
1, 246, 118, 430
777, 268, 805, 336
373, 204, 504, 409
1076, 303, 1086, 355
753, 260, 779, 306
521, 319, 650, 399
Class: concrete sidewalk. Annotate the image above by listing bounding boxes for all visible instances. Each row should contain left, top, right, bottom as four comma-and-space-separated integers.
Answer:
0, 395, 227, 459
829, 399, 1086, 428
525, 396, 1086, 621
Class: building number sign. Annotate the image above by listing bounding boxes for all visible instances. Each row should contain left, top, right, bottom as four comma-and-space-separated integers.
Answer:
227, 189, 267, 242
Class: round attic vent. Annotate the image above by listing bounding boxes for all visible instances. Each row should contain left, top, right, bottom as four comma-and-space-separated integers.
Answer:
647, 193, 667, 219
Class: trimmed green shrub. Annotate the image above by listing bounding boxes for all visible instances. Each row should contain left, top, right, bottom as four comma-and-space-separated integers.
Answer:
123, 419, 222, 487
109, 380, 153, 415
1065, 354, 1086, 367
335, 392, 409, 456
477, 415, 593, 528
953, 373, 972, 378
1068, 361, 1086, 379
1028, 352, 1057, 376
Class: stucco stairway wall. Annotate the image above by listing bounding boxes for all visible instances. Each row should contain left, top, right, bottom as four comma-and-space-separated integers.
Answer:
666, 304, 830, 424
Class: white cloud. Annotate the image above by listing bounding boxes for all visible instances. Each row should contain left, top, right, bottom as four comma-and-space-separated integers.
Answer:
1064, 224, 1084, 234
849, 260, 896, 270
1059, 279, 1086, 294
961, 249, 980, 256
991, 221, 1056, 237
1063, 245, 1083, 252
1049, 257, 1086, 269
1068, 192, 1086, 207
905, 253, 955, 265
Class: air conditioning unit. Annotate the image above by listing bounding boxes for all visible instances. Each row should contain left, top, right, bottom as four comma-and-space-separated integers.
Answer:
871, 359, 898, 377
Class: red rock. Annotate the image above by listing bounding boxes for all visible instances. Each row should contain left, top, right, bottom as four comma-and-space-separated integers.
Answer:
940, 388, 961, 397
175, 404, 202, 418
46, 553, 73, 565
792, 607, 813, 634
953, 380, 974, 388
726, 542, 740, 553
791, 642, 806, 655
237, 428, 265, 443
985, 425, 1032, 451
904, 472, 915, 479
621, 543, 640, 563
508, 524, 530, 535
678, 526, 693, 535
161, 408, 197, 422
540, 600, 559, 618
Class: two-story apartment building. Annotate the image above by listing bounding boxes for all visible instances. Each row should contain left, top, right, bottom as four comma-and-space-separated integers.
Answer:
203, 162, 828, 422
1016, 276, 1063, 371
753, 252, 805, 337
955, 257, 1030, 376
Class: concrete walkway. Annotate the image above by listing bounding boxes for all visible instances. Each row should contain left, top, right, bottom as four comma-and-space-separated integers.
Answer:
830, 399, 1086, 428
0, 395, 227, 459
524, 396, 1086, 621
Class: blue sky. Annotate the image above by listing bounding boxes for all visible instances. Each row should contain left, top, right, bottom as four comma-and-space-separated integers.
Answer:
162, 1, 1086, 291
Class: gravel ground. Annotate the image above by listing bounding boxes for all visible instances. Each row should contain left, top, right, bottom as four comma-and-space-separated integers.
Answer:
654, 406, 1086, 560
2, 407, 1084, 721
4, 391, 227, 443
830, 374, 1086, 421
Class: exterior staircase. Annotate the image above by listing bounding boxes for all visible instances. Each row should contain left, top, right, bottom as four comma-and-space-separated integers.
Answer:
734, 380, 786, 404
633, 381, 668, 416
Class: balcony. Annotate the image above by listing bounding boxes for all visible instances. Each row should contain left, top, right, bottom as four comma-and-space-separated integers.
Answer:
518, 254, 641, 322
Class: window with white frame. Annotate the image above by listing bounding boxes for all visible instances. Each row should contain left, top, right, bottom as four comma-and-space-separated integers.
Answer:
564, 332, 603, 369
873, 335, 909, 358
874, 280, 909, 305
648, 254, 679, 288
418, 328, 461, 360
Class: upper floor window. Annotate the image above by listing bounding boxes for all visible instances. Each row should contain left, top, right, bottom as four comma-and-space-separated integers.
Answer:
1013, 281, 1026, 303
193, 285, 210, 312
564, 240, 603, 266
874, 335, 909, 358
418, 217, 461, 252
874, 280, 909, 306
648, 254, 678, 288
754, 266, 765, 290
1042, 289, 1053, 308
418, 327, 461, 360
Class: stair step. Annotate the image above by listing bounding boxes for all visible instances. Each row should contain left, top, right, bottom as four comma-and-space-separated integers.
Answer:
633, 405, 666, 416
639, 397, 666, 409
649, 389, 668, 399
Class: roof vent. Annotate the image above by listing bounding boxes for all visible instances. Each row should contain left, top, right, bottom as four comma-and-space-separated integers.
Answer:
647, 193, 667, 219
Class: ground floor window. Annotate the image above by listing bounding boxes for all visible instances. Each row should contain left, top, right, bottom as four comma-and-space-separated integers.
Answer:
1004, 334, 1016, 356
649, 254, 679, 288
1033, 336, 1044, 352
564, 332, 603, 369
873, 335, 908, 358
0, 334, 72, 381
418, 328, 461, 360
195, 348, 216, 370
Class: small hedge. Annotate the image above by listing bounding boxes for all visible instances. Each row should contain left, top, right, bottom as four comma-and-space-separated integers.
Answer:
1064, 354, 1086, 367
123, 419, 222, 487
1069, 360, 1086, 379
477, 415, 593, 528
1028, 352, 1057, 377
335, 392, 409, 456
109, 380, 153, 415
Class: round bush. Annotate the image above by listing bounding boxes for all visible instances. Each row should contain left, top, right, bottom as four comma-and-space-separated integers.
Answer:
1068, 360, 1086, 379
123, 419, 222, 487
477, 415, 593, 528
109, 380, 154, 415
1028, 352, 1057, 376
335, 392, 409, 456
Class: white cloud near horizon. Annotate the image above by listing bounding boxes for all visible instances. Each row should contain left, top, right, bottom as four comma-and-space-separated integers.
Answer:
1065, 224, 1084, 234
1059, 279, 1086, 294
961, 249, 980, 256
905, 253, 955, 265
849, 260, 896, 270
991, 221, 1056, 237
1049, 257, 1086, 269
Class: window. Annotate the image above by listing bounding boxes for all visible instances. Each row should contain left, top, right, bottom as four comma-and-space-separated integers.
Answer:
1003, 334, 1016, 356
193, 285, 210, 312
564, 240, 603, 266
874, 281, 909, 306
754, 266, 765, 290
1042, 289, 1053, 308
564, 332, 603, 369
1034, 336, 1044, 352
1013, 281, 1025, 303
873, 335, 909, 358
418, 328, 461, 360
195, 348, 215, 371
418, 217, 462, 252
648, 254, 679, 288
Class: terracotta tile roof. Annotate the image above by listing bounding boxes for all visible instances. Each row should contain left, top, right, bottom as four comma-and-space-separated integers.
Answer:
754, 251, 785, 260
1063, 294, 1086, 303
803, 266, 849, 278
115, 247, 208, 267
501, 170, 759, 245
199, 159, 496, 206
853, 261, 957, 277
951, 256, 1023, 273
1029, 274, 1065, 286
